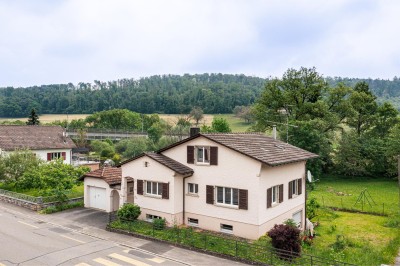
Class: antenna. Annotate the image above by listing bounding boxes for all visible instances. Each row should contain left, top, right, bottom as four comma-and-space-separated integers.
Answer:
307, 170, 319, 183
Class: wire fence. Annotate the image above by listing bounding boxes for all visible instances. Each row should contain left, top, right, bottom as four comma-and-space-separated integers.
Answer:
0, 188, 77, 203
109, 216, 356, 266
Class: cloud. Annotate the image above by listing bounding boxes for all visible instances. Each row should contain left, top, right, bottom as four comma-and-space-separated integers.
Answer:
0, 0, 399, 87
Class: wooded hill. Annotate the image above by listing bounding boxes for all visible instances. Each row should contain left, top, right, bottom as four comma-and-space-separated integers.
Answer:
0, 73, 399, 117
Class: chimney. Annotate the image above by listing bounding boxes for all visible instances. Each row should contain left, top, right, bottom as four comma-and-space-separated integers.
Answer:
272, 125, 277, 140
190, 127, 200, 137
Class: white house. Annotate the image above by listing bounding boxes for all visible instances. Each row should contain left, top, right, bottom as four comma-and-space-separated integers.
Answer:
0, 125, 76, 164
116, 131, 318, 240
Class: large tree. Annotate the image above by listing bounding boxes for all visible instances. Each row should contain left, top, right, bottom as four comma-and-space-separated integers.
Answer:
26, 108, 40, 125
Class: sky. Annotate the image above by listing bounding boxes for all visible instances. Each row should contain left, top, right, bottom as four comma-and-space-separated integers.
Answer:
1, 0, 399, 87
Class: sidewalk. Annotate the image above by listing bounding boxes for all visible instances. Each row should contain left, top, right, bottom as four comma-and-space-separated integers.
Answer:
0, 202, 248, 266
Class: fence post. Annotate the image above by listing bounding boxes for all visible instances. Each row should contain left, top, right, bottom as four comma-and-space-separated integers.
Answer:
311, 255, 313, 266
235, 240, 238, 257
204, 234, 207, 250
152, 223, 155, 236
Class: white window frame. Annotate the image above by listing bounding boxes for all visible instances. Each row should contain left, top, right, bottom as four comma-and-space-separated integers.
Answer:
220, 223, 233, 234
188, 218, 199, 227
146, 214, 162, 222
216, 186, 239, 207
292, 210, 302, 228
146, 181, 162, 197
292, 180, 299, 196
188, 183, 198, 194
272, 185, 279, 205
51, 152, 63, 160
196, 146, 210, 164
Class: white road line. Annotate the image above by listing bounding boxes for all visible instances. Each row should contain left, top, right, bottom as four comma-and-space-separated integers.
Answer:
148, 257, 165, 263
75, 263, 91, 266
109, 253, 151, 266
93, 258, 121, 266
60, 234, 86, 243
17, 220, 39, 229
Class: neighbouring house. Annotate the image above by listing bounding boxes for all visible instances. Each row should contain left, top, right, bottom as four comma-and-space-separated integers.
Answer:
0, 125, 76, 164
115, 130, 318, 240
82, 167, 134, 212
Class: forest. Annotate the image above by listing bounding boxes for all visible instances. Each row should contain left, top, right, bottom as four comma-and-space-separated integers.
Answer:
0, 73, 400, 117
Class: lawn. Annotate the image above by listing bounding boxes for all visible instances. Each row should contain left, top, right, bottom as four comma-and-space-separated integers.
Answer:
308, 175, 399, 215
214, 114, 253, 132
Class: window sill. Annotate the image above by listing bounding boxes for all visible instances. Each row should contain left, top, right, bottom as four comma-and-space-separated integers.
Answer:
270, 202, 280, 208
290, 194, 300, 199
188, 223, 199, 227
144, 194, 162, 199
215, 203, 239, 210
195, 162, 210, 166
186, 193, 199, 197
220, 229, 233, 234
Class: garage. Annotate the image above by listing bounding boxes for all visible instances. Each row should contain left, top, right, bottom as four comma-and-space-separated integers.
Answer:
88, 186, 107, 211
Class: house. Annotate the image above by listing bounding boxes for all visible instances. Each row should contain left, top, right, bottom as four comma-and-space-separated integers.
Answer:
0, 125, 76, 164
82, 167, 134, 212
115, 131, 318, 240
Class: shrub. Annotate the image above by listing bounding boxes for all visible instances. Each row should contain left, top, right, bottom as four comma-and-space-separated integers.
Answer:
306, 197, 320, 220
153, 218, 166, 230
117, 203, 141, 221
267, 224, 301, 259
283, 218, 298, 228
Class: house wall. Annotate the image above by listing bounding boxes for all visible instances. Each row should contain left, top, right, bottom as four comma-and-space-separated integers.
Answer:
121, 156, 182, 225
34, 149, 73, 164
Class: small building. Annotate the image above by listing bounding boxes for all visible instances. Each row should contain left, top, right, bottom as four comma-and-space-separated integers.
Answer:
116, 131, 317, 240
82, 167, 134, 212
0, 125, 76, 164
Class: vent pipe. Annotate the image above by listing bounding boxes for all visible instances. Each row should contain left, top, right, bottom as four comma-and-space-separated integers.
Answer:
272, 125, 277, 140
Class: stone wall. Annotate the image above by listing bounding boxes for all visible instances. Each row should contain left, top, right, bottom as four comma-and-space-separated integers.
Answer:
0, 194, 83, 211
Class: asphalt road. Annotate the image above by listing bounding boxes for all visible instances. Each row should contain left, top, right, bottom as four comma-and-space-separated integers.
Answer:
0, 203, 247, 266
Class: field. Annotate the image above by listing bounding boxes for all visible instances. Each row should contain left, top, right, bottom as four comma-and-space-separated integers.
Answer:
0, 114, 89, 123
306, 176, 400, 265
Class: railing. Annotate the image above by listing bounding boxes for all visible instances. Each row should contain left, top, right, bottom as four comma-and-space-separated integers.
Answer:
109, 217, 356, 266
0, 189, 75, 204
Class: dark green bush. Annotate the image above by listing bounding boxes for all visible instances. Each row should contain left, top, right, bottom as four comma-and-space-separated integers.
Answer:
117, 203, 141, 221
267, 224, 301, 259
153, 218, 166, 230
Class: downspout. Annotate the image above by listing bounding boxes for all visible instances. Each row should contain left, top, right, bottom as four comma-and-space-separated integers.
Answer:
183, 175, 190, 225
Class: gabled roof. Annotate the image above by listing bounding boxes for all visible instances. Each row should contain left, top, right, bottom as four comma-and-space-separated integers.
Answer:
0, 125, 76, 151
158, 133, 318, 166
83, 167, 133, 185
119, 152, 194, 176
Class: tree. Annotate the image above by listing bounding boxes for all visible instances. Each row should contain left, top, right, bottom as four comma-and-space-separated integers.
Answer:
115, 138, 148, 158
0, 150, 42, 183
189, 107, 204, 126
147, 122, 165, 143
26, 108, 40, 125
90, 140, 115, 158
85, 109, 141, 130
371, 102, 399, 138
211, 117, 232, 132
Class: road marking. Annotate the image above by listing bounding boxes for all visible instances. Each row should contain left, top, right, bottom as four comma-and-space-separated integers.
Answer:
75, 263, 91, 266
17, 220, 39, 228
0, 262, 6, 266
60, 234, 86, 243
93, 258, 121, 266
148, 257, 165, 263
109, 253, 151, 266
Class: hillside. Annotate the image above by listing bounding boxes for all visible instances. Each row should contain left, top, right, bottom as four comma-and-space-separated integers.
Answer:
0, 74, 399, 117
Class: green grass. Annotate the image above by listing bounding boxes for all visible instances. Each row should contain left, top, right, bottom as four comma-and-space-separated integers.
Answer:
308, 175, 399, 215
0, 183, 84, 199
303, 210, 400, 265
214, 114, 253, 132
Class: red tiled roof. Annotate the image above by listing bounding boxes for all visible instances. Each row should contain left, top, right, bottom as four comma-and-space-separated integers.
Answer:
0, 125, 76, 151
83, 167, 133, 185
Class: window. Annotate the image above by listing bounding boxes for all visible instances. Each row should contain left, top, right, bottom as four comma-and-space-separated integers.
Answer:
291, 180, 299, 195
196, 146, 210, 164
146, 181, 162, 196
188, 183, 198, 194
47, 152, 66, 161
188, 218, 199, 226
146, 214, 161, 222
220, 224, 233, 234
289, 179, 302, 199
292, 211, 302, 228
216, 186, 238, 206
272, 185, 279, 204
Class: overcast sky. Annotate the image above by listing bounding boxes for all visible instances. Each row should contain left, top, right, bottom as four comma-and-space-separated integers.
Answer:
1, 0, 399, 87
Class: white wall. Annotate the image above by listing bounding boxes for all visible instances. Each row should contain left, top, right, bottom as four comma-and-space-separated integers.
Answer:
34, 149, 73, 164
84, 177, 113, 212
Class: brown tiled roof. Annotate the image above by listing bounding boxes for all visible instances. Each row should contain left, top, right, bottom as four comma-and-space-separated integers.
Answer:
0, 125, 76, 151
201, 133, 318, 166
158, 133, 318, 166
83, 167, 133, 185
145, 152, 193, 176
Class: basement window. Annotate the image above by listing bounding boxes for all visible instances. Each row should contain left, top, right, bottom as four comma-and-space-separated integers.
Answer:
146, 214, 161, 222
188, 218, 199, 227
220, 224, 233, 234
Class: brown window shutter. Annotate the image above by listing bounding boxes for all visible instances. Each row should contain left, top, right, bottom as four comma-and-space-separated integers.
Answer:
279, 184, 284, 203
210, 147, 218, 165
206, 185, 214, 204
47, 153, 51, 161
297, 178, 302, 195
187, 146, 194, 164
62, 152, 66, 160
239, 189, 248, 210
162, 183, 169, 199
137, 180, 143, 195
267, 188, 272, 208
288, 181, 293, 199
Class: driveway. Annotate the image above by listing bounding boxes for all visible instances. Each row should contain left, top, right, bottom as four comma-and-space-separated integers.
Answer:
0, 202, 248, 266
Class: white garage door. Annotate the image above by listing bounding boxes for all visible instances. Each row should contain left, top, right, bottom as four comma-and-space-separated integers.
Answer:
88, 186, 107, 211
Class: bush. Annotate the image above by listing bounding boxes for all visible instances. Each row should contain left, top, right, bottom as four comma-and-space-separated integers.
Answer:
153, 218, 166, 230
267, 224, 301, 259
306, 197, 320, 220
117, 203, 141, 221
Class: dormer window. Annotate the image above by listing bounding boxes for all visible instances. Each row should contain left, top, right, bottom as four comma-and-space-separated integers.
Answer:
196, 146, 210, 164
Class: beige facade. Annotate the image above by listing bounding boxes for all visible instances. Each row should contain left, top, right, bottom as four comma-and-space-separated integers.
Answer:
120, 135, 310, 240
